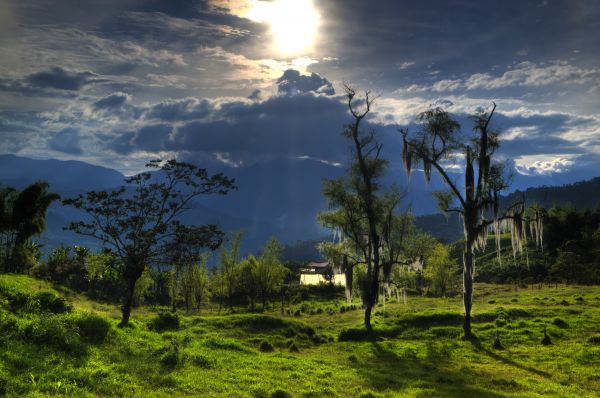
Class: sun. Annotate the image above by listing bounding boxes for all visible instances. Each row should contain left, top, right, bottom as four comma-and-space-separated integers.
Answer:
246, 0, 320, 56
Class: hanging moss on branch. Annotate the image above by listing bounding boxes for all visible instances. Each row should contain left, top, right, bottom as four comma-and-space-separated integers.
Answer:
401, 104, 543, 339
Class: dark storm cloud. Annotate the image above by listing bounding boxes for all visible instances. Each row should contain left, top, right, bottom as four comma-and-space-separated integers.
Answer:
143, 98, 212, 121
26, 67, 100, 91
107, 92, 355, 161
48, 128, 83, 155
277, 70, 335, 96
93, 92, 131, 110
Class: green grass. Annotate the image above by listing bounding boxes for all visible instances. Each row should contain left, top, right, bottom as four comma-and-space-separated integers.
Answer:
1, 275, 599, 397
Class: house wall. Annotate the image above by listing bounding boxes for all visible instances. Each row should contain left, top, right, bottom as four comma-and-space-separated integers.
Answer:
300, 273, 346, 286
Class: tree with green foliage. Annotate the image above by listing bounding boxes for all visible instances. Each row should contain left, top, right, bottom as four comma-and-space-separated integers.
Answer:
424, 243, 459, 297
401, 105, 542, 338
238, 255, 260, 310
63, 159, 235, 326
172, 255, 211, 312
319, 86, 390, 330
0, 182, 59, 272
217, 231, 244, 311
255, 237, 287, 309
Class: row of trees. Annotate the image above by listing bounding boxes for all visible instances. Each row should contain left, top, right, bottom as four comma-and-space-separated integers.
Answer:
213, 233, 288, 311
35, 233, 289, 315
321, 87, 542, 337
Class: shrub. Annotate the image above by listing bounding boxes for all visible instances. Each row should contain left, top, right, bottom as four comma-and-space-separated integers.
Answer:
348, 354, 358, 363
541, 329, 552, 345
73, 313, 111, 343
259, 340, 275, 352
23, 315, 82, 353
35, 291, 72, 314
150, 312, 180, 332
587, 335, 600, 344
552, 318, 568, 328
492, 333, 503, 350
271, 390, 292, 398
191, 354, 214, 368
160, 351, 180, 368
288, 343, 300, 353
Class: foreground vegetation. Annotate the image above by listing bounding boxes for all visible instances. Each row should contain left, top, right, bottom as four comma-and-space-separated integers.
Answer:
1, 274, 598, 397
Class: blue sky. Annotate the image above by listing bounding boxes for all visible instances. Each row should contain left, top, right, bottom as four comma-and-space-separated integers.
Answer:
0, 0, 599, 186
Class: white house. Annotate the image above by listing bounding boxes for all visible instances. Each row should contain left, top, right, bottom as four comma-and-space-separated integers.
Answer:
299, 261, 346, 286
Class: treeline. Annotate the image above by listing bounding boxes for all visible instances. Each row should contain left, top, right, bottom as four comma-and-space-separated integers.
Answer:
453, 204, 600, 285
32, 233, 293, 313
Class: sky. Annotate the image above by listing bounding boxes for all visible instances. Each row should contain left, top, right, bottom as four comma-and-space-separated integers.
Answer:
1, 0, 599, 186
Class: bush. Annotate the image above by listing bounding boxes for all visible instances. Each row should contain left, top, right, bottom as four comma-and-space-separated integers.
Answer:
587, 335, 600, 344
259, 340, 275, 352
270, 390, 292, 398
35, 291, 71, 314
160, 351, 180, 368
552, 318, 568, 328
23, 315, 82, 353
191, 354, 214, 368
150, 312, 180, 332
288, 343, 300, 353
73, 313, 111, 343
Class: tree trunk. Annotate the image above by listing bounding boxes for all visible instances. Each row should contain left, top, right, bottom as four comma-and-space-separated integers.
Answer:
364, 302, 373, 331
344, 264, 353, 304
462, 246, 474, 339
120, 281, 136, 327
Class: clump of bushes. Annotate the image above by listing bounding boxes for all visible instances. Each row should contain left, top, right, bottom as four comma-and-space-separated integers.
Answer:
270, 390, 292, 398
259, 340, 275, 352
552, 318, 568, 328
191, 354, 214, 368
72, 313, 111, 343
587, 335, 600, 344
150, 312, 180, 332
1, 288, 71, 314
492, 332, 503, 350
541, 328, 552, 345
23, 315, 82, 353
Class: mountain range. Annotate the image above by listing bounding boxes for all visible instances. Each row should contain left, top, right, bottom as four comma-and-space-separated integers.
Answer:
1, 154, 599, 259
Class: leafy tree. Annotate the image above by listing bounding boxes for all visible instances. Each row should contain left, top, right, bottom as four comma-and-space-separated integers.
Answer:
424, 243, 459, 297
320, 86, 389, 329
217, 231, 244, 311
0, 182, 59, 272
401, 105, 542, 338
63, 159, 235, 326
255, 237, 287, 309
172, 255, 211, 312
238, 255, 260, 310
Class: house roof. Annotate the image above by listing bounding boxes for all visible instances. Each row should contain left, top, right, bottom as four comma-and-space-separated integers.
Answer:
306, 261, 330, 269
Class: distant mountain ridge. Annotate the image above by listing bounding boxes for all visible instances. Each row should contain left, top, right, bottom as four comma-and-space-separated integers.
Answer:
1, 154, 599, 257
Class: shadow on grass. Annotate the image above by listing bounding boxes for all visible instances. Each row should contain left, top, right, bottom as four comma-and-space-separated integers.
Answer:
349, 341, 506, 398
468, 337, 551, 378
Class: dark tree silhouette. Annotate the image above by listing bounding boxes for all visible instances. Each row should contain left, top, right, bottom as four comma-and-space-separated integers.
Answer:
401, 104, 541, 338
319, 85, 389, 330
0, 181, 59, 272
63, 159, 235, 326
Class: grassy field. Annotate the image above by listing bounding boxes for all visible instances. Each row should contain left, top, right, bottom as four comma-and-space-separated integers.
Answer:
1, 274, 599, 397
